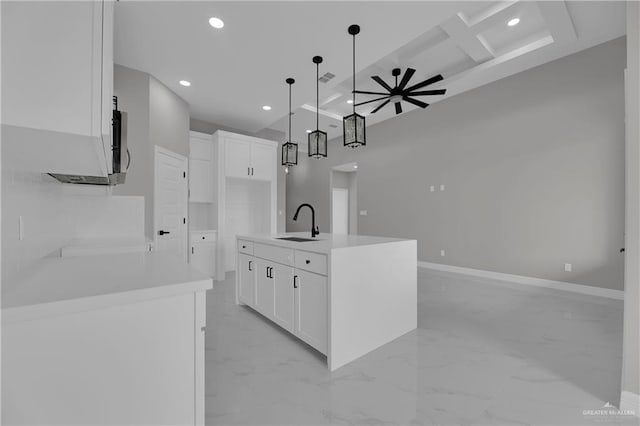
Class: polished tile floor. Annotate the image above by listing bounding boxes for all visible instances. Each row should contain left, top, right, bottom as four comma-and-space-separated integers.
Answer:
205, 269, 636, 425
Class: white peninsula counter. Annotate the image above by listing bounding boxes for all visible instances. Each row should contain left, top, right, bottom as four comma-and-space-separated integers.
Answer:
2, 251, 213, 425
236, 232, 417, 371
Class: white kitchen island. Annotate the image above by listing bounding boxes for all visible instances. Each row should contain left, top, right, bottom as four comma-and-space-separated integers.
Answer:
2, 251, 213, 425
236, 232, 417, 371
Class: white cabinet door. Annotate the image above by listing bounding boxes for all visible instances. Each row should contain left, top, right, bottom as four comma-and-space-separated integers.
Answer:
255, 259, 274, 318
101, 0, 114, 174
238, 254, 256, 306
224, 137, 252, 179
272, 263, 295, 333
190, 242, 216, 277
189, 159, 212, 203
190, 135, 212, 161
250, 143, 275, 181
295, 270, 328, 354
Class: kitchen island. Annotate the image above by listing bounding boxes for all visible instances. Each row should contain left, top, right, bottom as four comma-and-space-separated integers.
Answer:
2, 251, 212, 425
236, 232, 417, 371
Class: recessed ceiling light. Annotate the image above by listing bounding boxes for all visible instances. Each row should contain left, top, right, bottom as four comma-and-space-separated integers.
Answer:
306, 129, 312, 133
353, 164, 358, 169
347, 99, 353, 104
507, 18, 520, 27
209, 17, 224, 29
179, 80, 191, 87
262, 105, 272, 111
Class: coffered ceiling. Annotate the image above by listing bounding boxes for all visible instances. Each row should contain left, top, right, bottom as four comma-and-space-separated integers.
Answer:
114, 1, 625, 146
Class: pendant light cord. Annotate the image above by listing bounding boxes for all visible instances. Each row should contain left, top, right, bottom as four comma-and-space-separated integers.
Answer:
288, 82, 291, 143
352, 32, 356, 113
316, 62, 319, 131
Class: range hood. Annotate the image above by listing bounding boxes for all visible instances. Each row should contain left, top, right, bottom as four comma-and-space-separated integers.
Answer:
49, 98, 129, 185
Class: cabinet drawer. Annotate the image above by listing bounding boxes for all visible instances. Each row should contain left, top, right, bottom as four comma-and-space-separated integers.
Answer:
191, 231, 217, 243
238, 239, 254, 255
254, 243, 294, 266
189, 135, 212, 160
294, 250, 327, 275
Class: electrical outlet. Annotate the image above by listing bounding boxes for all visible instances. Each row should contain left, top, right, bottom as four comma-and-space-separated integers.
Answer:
430, 185, 435, 192
440, 184, 445, 191
564, 263, 572, 272
440, 250, 445, 257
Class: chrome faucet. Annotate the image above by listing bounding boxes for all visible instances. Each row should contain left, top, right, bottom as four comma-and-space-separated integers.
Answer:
293, 203, 319, 238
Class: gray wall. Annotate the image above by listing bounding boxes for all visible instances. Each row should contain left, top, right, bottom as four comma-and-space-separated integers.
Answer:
114, 65, 190, 238
623, 2, 640, 398
189, 119, 287, 233
287, 37, 626, 291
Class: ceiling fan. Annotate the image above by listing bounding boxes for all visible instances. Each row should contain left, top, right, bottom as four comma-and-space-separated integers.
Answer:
354, 67, 446, 114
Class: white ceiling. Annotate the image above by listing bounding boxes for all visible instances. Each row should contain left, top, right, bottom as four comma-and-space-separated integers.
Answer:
115, 1, 625, 146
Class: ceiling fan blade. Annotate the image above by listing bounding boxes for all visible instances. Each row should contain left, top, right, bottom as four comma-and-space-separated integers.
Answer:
395, 102, 403, 114
403, 96, 429, 109
407, 89, 446, 96
353, 90, 390, 96
370, 99, 390, 114
355, 96, 390, 107
398, 68, 416, 90
371, 75, 394, 92
405, 74, 444, 92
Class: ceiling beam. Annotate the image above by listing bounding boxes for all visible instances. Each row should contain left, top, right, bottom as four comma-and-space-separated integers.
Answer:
440, 14, 495, 64
537, 1, 577, 44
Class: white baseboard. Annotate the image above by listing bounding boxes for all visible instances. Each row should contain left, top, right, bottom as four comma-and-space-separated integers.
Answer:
418, 261, 624, 300
620, 391, 640, 417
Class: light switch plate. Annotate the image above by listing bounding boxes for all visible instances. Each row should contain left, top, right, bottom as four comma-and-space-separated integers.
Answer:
440, 250, 445, 257
18, 216, 24, 241
430, 186, 435, 192
359, 210, 368, 216
564, 263, 572, 272
440, 184, 445, 191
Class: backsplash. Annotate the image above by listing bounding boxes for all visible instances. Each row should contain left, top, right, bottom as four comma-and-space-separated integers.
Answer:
2, 167, 145, 286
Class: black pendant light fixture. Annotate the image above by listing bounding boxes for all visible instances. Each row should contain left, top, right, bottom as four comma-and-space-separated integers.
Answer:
281, 78, 298, 167
309, 56, 327, 158
343, 24, 366, 148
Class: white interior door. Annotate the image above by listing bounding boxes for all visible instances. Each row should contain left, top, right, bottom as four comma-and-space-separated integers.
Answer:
332, 188, 349, 235
154, 146, 188, 263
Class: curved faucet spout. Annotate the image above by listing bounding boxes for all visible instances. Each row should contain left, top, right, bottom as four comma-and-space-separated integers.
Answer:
293, 203, 320, 238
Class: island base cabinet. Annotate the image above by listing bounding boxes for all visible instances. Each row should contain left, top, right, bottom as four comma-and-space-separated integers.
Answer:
295, 270, 328, 354
237, 253, 256, 305
272, 263, 295, 333
2, 292, 206, 425
255, 259, 274, 317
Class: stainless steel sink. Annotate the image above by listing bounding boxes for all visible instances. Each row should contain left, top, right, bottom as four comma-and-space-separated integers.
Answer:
275, 237, 317, 242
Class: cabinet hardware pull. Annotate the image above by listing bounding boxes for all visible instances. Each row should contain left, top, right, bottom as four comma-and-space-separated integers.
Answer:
158, 230, 170, 236
248, 261, 253, 271
201, 326, 206, 332
305, 259, 311, 264
251, 167, 254, 176
192, 247, 194, 254
248, 167, 250, 175
242, 245, 246, 249
293, 275, 298, 289
266, 267, 271, 278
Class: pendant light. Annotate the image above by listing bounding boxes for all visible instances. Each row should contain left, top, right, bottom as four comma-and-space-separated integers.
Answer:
343, 24, 366, 148
309, 56, 327, 158
281, 78, 298, 167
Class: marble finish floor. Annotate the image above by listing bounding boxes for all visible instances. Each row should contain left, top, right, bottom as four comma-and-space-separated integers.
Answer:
205, 269, 636, 425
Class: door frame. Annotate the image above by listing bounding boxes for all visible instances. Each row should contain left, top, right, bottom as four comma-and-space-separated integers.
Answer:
153, 145, 189, 263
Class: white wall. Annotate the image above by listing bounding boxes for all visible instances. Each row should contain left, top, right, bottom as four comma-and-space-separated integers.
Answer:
1, 163, 144, 289
288, 37, 626, 291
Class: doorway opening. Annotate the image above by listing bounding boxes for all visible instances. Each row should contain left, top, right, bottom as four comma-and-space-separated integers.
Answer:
330, 163, 358, 235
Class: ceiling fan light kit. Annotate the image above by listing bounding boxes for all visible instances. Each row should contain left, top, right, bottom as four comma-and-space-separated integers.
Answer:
281, 77, 299, 167
309, 55, 327, 158
343, 24, 366, 149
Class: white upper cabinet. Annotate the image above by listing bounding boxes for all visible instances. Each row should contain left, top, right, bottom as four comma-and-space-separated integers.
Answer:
188, 132, 214, 203
223, 134, 276, 181
224, 137, 253, 179
2, 0, 114, 176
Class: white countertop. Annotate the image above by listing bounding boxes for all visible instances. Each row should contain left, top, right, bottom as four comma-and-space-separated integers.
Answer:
237, 232, 413, 254
3, 251, 212, 322
60, 235, 153, 256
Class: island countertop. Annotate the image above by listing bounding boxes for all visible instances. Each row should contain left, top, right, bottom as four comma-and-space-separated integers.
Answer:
236, 232, 413, 254
3, 251, 213, 322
